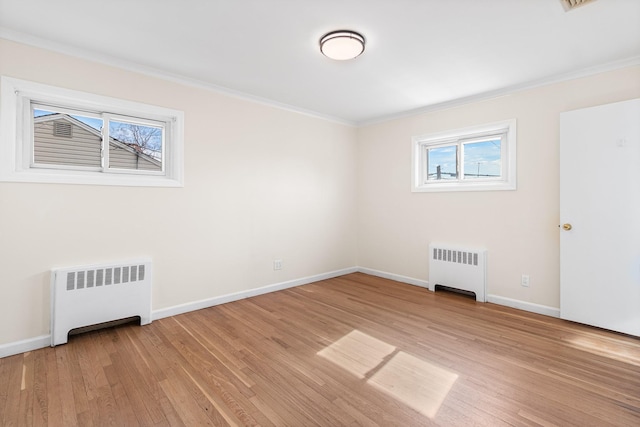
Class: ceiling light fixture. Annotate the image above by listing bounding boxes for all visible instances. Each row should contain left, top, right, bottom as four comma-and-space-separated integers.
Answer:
319, 30, 365, 61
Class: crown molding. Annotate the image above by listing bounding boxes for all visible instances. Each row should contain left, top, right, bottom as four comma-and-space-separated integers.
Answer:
0, 28, 356, 127
358, 55, 640, 126
2, 27, 637, 128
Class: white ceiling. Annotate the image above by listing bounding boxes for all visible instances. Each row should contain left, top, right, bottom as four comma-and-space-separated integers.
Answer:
1, 0, 639, 125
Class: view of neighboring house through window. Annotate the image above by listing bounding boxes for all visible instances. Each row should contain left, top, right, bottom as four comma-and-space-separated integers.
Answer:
0, 76, 183, 187
413, 119, 516, 192
33, 106, 163, 172
109, 119, 163, 170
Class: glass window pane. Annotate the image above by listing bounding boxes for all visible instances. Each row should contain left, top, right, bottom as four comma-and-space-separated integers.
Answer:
33, 108, 103, 168
108, 120, 163, 171
427, 145, 457, 180
463, 139, 501, 179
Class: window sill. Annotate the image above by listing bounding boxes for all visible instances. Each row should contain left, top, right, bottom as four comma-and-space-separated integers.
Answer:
412, 180, 516, 193
1, 168, 183, 187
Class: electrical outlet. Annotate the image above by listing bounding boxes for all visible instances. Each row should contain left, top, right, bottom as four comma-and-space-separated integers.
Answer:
521, 274, 530, 287
273, 259, 283, 271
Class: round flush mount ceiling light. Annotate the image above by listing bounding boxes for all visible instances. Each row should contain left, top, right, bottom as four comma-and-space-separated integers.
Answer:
319, 30, 365, 60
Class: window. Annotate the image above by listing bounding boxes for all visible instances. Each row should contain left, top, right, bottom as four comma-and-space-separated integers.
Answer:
412, 119, 516, 192
0, 76, 184, 187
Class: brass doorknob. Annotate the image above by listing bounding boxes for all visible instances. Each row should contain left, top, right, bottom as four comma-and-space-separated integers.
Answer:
562, 223, 572, 231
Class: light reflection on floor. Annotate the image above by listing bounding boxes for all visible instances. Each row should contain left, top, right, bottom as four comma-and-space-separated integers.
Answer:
318, 330, 458, 418
566, 335, 640, 367
317, 330, 396, 379
369, 350, 458, 418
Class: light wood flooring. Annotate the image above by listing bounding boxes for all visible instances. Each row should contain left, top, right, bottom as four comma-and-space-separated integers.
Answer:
1, 272, 639, 426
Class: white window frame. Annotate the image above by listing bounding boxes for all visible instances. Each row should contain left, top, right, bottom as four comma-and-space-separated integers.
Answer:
412, 119, 516, 192
0, 76, 184, 187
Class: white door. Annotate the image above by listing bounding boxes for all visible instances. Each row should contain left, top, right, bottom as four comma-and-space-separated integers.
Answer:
560, 98, 640, 337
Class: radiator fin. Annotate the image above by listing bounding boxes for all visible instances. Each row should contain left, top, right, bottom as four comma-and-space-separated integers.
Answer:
62, 265, 148, 291
433, 248, 479, 266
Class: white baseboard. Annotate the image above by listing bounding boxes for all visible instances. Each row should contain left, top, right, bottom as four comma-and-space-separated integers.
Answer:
0, 266, 561, 359
487, 294, 560, 318
358, 267, 560, 317
357, 267, 560, 318
357, 267, 429, 289
0, 335, 51, 359
0, 267, 358, 359
152, 267, 359, 320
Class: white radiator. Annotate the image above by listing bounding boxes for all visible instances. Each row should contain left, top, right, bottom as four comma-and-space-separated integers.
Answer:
50, 258, 152, 346
429, 244, 487, 302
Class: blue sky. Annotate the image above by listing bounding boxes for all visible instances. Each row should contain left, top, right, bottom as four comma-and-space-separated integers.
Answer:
34, 108, 103, 130
462, 140, 501, 178
428, 139, 501, 179
427, 145, 457, 179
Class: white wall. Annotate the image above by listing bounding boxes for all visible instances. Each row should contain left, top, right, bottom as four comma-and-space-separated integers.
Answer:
356, 66, 640, 310
1, 37, 638, 352
0, 39, 358, 347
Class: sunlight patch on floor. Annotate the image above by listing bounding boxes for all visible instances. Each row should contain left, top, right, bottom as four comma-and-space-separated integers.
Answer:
368, 351, 458, 419
318, 330, 457, 418
317, 330, 396, 378
566, 335, 640, 367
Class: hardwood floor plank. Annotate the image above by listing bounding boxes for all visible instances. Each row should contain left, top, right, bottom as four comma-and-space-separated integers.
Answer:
93, 384, 119, 426
103, 364, 140, 426
110, 329, 173, 425
17, 352, 35, 426
65, 339, 92, 418
155, 321, 258, 425
158, 371, 225, 426
43, 348, 62, 426
1, 272, 639, 426
75, 334, 109, 402
53, 346, 79, 426
173, 315, 256, 394
105, 353, 155, 426
31, 349, 49, 426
